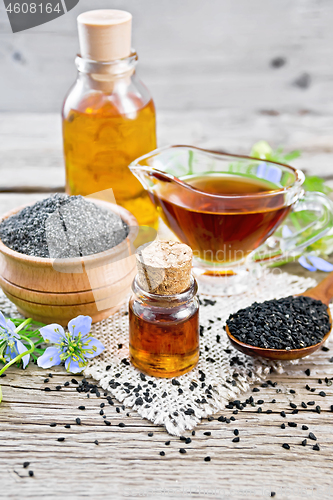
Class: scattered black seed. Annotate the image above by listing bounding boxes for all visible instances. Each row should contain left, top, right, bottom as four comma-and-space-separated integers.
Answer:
65, 424, 71, 429
309, 432, 317, 441
230, 417, 236, 421
203, 432, 211, 436
232, 437, 240, 443
78, 406, 85, 410
266, 410, 273, 414
165, 441, 170, 446
94, 440, 99, 445
302, 439, 307, 446
148, 432, 153, 437
50, 423, 57, 428
75, 418, 81, 425
64, 382, 70, 387
281, 424, 285, 429
57, 438, 65, 442
23, 462, 30, 468
305, 369, 311, 377
271, 56, 286, 68
104, 420, 111, 426
233, 429, 239, 436
289, 390, 296, 394
258, 407, 262, 413
307, 401, 315, 406
330, 405, 333, 412
280, 411, 286, 418
301, 402, 307, 409
288, 422, 297, 428
179, 448, 186, 454
185, 438, 191, 444
270, 493, 276, 498
119, 423, 125, 428
172, 379, 180, 386
192, 430, 195, 436
29, 471, 34, 477
253, 388, 260, 392
44, 387, 51, 392
315, 406, 321, 414
292, 409, 298, 415
290, 403, 297, 409
160, 451, 165, 456
319, 391, 326, 397
302, 425, 309, 430
208, 416, 214, 422
204, 456, 211, 462
282, 443, 290, 450
293, 72, 311, 89
322, 346, 329, 352
44, 378, 49, 383
257, 400, 264, 405
56, 386, 61, 391
100, 410, 104, 416
226, 296, 330, 350
313, 444, 320, 451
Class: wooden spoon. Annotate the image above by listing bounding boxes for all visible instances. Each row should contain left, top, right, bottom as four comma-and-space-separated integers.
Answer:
225, 272, 333, 360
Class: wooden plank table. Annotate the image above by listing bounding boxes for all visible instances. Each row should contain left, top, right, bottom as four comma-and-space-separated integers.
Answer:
1, 113, 333, 500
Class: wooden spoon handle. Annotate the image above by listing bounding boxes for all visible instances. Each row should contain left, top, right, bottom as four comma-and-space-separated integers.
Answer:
304, 271, 333, 305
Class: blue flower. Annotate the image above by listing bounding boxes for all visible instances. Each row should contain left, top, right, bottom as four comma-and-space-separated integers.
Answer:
37, 315, 104, 374
299, 255, 333, 272
0, 312, 30, 368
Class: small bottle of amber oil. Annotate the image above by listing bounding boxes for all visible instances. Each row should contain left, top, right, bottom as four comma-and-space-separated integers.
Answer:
129, 240, 199, 378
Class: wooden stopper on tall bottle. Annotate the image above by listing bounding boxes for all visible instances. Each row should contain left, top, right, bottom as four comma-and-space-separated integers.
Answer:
135, 240, 193, 295
77, 10, 132, 62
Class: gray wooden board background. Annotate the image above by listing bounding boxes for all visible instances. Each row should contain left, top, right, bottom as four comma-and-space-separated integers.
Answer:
1, 0, 333, 114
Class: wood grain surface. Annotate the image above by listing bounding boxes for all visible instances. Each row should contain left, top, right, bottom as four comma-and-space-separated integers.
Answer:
0, 111, 333, 499
1, 0, 333, 114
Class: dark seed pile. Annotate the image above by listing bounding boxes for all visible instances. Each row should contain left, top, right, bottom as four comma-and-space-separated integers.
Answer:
226, 295, 331, 350
0, 194, 129, 258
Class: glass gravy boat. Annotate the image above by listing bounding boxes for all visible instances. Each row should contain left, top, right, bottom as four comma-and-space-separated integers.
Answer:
130, 146, 333, 292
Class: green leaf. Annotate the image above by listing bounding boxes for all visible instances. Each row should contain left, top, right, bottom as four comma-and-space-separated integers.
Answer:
303, 176, 333, 195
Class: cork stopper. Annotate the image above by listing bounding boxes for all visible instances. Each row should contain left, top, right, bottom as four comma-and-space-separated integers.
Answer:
135, 240, 193, 295
77, 10, 132, 62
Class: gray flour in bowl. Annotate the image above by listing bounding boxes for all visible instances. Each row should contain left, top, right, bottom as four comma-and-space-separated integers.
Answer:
0, 194, 129, 258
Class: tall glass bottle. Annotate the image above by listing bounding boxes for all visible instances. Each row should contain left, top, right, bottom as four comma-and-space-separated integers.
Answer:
62, 10, 158, 227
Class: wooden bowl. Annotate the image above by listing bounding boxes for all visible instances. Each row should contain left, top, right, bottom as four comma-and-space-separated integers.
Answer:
225, 315, 332, 361
0, 199, 138, 325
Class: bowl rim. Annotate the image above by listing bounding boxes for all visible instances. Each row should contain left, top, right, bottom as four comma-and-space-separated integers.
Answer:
0, 197, 138, 268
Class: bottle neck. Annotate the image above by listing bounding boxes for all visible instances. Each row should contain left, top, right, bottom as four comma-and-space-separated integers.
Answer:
132, 275, 198, 309
75, 51, 138, 92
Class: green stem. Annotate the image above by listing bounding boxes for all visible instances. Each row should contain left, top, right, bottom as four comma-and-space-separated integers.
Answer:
0, 335, 35, 404
14, 318, 32, 334
0, 343, 6, 365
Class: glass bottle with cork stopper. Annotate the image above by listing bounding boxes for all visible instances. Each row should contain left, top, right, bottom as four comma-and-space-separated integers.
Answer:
129, 240, 200, 378
62, 10, 158, 227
